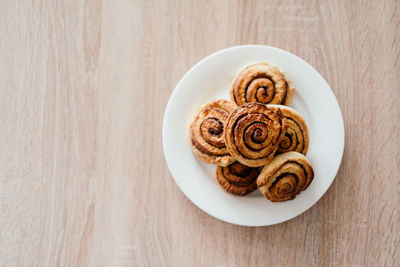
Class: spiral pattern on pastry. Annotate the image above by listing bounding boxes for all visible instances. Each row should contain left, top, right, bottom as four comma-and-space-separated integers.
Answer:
189, 99, 236, 166
230, 62, 294, 106
216, 162, 259, 196
269, 105, 309, 155
257, 152, 314, 202
224, 103, 288, 167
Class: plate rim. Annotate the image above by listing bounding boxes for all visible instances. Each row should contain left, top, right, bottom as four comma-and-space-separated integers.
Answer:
162, 44, 345, 226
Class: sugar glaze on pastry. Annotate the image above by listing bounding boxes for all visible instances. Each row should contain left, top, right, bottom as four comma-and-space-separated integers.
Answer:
257, 152, 314, 202
189, 99, 236, 166
230, 62, 294, 106
269, 105, 309, 155
216, 162, 259, 196
224, 103, 288, 167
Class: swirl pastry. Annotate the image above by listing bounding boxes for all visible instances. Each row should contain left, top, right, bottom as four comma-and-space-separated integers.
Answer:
189, 99, 236, 166
230, 62, 294, 106
225, 103, 288, 167
257, 152, 314, 202
216, 162, 259, 196
269, 105, 309, 155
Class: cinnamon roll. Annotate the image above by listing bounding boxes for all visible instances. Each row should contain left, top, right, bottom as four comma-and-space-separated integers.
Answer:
269, 105, 309, 155
230, 62, 294, 106
216, 162, 259, 196
257, 152, 314, 202
224, 103, 288, 167
189, 99, 236, 166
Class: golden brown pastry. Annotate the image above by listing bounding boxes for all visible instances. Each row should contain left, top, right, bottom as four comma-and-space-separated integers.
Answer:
269, 105, 309, 155
257, 152, 314, 202
216, 162, 259, 196
224, 103, 288, 167
230, 62, 294, 106
189, 99, 236, 166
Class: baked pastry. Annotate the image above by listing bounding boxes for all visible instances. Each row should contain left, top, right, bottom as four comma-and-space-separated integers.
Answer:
216, 162, 259, 196
257, 152, 314, 202
269, 105, 309, 155
189, 99, 236, 166
224, 103, 288, 167
230, 62, 294, 106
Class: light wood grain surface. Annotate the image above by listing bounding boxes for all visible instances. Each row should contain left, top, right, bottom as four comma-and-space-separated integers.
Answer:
0, 0, 399, 266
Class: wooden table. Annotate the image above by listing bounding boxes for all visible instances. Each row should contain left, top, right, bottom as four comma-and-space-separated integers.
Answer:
1, 0, 399, 266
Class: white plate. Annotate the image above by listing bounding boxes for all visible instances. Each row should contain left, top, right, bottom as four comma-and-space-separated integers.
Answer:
162, 45, 344, 226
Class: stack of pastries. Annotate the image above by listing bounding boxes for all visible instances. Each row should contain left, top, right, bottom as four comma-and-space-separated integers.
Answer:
189, 62, 314, 202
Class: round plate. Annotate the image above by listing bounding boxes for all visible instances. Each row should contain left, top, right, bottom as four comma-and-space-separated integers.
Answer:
162, 45, 344, 226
